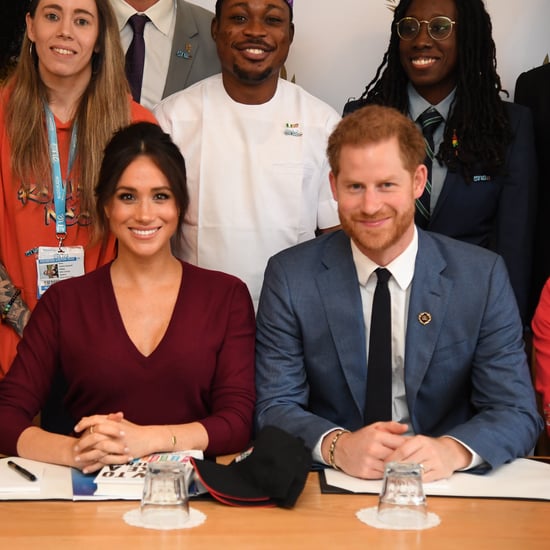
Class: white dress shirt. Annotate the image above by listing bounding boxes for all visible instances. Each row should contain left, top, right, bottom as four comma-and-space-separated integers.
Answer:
353, 229, 417, 428
112, 0, 176, 109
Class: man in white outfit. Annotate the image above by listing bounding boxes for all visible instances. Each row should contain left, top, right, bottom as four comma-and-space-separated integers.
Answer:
154, 0, 340, 307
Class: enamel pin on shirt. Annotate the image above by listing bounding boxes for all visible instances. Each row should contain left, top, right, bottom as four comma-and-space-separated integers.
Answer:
284, 123, 303, 137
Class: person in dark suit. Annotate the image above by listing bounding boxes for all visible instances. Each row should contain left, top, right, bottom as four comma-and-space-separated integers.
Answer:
111, 0, 220, 109
515, 62, 550, 314
255, 105, 542, 482
343, 0, 537, 324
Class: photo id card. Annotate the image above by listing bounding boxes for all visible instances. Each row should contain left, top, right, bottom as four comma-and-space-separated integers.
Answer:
36, 246, 85, 299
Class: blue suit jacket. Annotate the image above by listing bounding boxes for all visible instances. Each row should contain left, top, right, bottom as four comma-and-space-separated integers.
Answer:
162, 0, 220, 99
255, 230, 543, 470
424, 102, 537, 323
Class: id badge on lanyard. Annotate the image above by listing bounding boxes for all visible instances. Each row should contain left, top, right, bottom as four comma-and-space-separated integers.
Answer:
36, 105, 85, 298
37, 246, 85, 298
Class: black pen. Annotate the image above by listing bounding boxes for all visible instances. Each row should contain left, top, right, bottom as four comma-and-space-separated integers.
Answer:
7, 460, 38, 482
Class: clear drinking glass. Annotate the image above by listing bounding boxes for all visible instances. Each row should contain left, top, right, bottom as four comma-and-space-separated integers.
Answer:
377, 462, 427, 529
140, 462, 190, 529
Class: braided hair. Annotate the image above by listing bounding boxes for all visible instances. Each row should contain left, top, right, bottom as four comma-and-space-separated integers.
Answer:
353, 0, 511, 179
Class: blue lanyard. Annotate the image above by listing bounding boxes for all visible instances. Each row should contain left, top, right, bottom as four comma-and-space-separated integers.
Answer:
44, 104, 78, 245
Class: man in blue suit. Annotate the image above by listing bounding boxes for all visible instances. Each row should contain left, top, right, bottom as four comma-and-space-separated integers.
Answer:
255, 105, 542, 482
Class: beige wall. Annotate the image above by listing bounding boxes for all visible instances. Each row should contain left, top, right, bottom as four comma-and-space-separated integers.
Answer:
192, 0, 550, 113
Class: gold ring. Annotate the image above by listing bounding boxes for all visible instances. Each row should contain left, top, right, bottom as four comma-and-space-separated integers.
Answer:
90, 425, 95, 434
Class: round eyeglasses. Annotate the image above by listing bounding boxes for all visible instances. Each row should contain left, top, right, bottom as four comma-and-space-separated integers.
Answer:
396, 16, 456, 41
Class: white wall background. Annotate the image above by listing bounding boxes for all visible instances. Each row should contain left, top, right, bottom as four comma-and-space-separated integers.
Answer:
191, 0, 550, 113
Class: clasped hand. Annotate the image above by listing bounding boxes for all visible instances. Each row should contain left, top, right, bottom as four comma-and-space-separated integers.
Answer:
332, 421, 471, 482
72, 412, 143, 473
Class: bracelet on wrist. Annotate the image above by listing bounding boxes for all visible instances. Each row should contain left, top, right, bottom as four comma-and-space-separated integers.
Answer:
328, 429, 349, 471
1, 288, 21, 323
166, 426, 177, 449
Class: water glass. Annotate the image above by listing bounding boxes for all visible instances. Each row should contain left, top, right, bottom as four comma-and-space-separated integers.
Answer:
140, 462, 190, 529
377, 462, 427, 529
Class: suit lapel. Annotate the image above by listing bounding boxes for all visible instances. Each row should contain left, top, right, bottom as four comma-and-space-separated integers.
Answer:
163, 1, 199, 99
316, 232, 367, 417
404, 231, 453, 423
429, 170, 457, 222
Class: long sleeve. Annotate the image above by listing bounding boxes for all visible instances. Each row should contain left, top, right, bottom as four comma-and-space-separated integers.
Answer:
494, 103, 537, 323
196, 277, 256, 455
0, 282, 61, 455
532, 278, 550, 436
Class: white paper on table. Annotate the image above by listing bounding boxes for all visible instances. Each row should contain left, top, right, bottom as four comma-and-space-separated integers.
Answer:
0, 457, 72, 499
0, 458, 43, 494
324, 458, 550, 500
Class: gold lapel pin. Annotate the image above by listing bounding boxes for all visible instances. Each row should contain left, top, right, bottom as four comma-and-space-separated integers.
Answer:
418, 312, 432, 325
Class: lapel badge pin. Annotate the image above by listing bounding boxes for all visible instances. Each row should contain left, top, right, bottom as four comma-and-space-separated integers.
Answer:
284, 122, 303, 137
473, 174, 491, 183
418, 312, 432, 325
176, 43, 193, 59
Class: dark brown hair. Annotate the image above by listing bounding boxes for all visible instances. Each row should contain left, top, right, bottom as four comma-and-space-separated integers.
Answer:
95, 123, 189, 246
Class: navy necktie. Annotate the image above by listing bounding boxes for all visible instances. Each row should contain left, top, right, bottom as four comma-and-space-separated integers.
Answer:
415, 108, 444, 228
125, 14, 149, 103
364, 268, 392, 424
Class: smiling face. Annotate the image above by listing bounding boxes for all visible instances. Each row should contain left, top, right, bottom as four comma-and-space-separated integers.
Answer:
398, 0, 458, 105
104, 156, 180, 261
212, 0, 294, 103
330, 138, 426, 266
26, 0, 99, 87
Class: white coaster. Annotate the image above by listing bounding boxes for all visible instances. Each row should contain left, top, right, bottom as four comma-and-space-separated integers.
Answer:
123, 506, 206, 530
356, 506, 441, 531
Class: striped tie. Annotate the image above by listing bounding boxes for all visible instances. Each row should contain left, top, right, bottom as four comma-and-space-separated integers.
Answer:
415, 108, 443, 228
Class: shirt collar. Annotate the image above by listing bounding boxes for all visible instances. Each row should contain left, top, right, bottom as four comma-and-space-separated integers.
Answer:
112, 0, 175, 36
407, 83, 456, 123
351, 227, 418, 291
